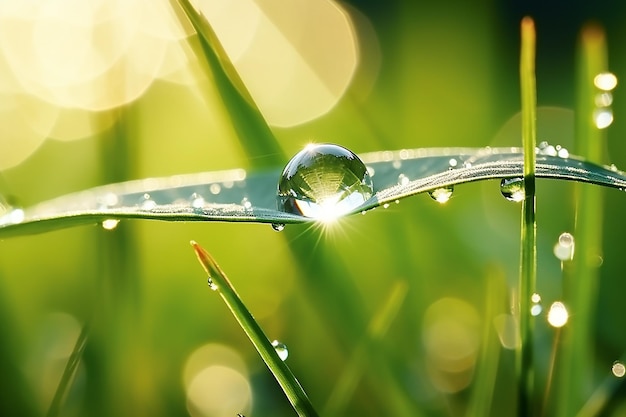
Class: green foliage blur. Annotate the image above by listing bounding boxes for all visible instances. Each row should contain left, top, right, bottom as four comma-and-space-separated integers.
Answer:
1, 1, 626, 416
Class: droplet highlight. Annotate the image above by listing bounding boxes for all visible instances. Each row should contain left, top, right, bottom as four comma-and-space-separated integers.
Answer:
101, 219, 120, 230
271, 340, 289, 361
190, 193, 205, 209
207, 277, 218, 291
428, 186, 453, 204
547, 301, 568, 328
500, 178, 525, 202
612, 361, 625, 378
530, 293, 542, 316
140, 193, 157, 210
271, 223, 285, 232
594, 72, 618, 91
277, 143, 373, 222
553, 232, 575, 261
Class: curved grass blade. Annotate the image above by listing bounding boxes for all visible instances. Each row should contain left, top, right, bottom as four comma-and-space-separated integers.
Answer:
1, 147, 626, 238
191, 241, 319, 417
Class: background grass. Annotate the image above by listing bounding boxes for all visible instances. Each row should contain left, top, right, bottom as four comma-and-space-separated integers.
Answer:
1, 1, 626, 416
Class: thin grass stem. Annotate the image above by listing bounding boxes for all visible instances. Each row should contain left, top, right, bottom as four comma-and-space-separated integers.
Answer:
46, 323, 89, 417
555, 23, 608, 417
518, 16, 538, 417
191, 241, 319, 417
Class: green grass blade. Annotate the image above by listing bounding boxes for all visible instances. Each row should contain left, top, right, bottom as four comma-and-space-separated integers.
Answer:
46, 323, 89, 417
2, 147, 626, 238
172, 0, 284, 168
518, 16, 537, 417
191, 241, 319, 417
324, 280, 409, 417
555, 23, 608, 417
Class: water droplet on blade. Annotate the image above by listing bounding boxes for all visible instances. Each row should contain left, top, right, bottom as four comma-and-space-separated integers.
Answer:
271, 340, 289, 361
530, 293, 542, 316
500, 178, 525, 202
101, 219, 120, 230
277, 143, 373, 222
190, 193, 205, 209
547, 301, 568, 328
612, 361, 625, 378
398, 174, 409, 186
271, 223, 285, 232
553, 232, 575, 261
140, 193, 156, 210
428, 186, 453, 204
207, 277, 218, 291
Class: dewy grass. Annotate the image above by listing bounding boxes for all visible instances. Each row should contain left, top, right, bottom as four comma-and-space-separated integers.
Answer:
190, 241, 319, 417
555, 24, 609, 417
518, 16, 538, 417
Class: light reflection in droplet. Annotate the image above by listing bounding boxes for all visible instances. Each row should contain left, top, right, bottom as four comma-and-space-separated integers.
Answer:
209, 183, 221, 195
190, 193, 205, 209
595, 92, 613, 107
594, 72, 618, 91
271, 340, 289, 361
398, 174, 409, 186
428, 186, 453, 204
547, 301, 569, 328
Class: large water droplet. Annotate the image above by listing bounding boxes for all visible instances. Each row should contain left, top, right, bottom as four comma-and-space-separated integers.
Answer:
428, 186, 453, 204
277, 144, 373, 221
547, 301, 568, 328
500, 178, 525, 202
271, 340, 289, 361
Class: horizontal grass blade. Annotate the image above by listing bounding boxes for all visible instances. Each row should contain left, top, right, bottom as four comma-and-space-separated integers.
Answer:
1, 147, 626, 238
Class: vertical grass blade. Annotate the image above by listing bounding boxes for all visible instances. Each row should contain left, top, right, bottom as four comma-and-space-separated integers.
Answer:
555, 23, 608, 417
324, 280, 411, 417
518, 16, 537, 417
190, 241, 319, 417
172, 0, 285, 168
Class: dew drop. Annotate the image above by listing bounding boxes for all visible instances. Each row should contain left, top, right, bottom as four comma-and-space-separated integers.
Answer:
140, 193, 157, 210
595, 92, 613, 107
271, 340, 289, 361
207, 277, 218, 291
553, 232, 575, 261
547, 301, 568, 328
398, 174, 410, 186
190, 193, 205, 209
500, 178, 525, 202
383, 203, 390, 209
530, 293, 542, 316
101, 219, 120, 230
271, 223, 285, 232
448, 158, 458, 168
392, 160, 402, 169
241, 197, 252, 210
428, 186, 453, 204
556, 146, 569, 158
537, 141, 557, 156
594, 108, 613, 129
612, 361, 625, 378
594, 72, 618, 91
277, 144, 373, 222
0, 207, 25, 226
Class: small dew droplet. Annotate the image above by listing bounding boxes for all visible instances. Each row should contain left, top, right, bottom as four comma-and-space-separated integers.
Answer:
612, 361, 626, 378
547, 301, 569, 328
530, 293, 542, 316
398, 174, 410, 186
271, 223, 285, 232
594, 108, 614, 129
140, 193, 157, 210
241, 197, 252, 210
537, 141, 557, 156
271, 340, 289, 361
500, 178, 525, 202
428, 186, 453, 204
383, 203, 390, 209
101, 219, 120, 230
277, 144, 373, 222
190, 193, 205, 209
553, 232, 575, 261
448, 158, 458, 168
207, 277, 218, 291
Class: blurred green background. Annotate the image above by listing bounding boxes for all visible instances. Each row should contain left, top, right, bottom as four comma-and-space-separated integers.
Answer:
1, 1, 626, 416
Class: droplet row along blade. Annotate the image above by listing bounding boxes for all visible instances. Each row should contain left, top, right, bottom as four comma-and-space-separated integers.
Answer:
1, 147, 625, 237
358, 147, 626, 211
